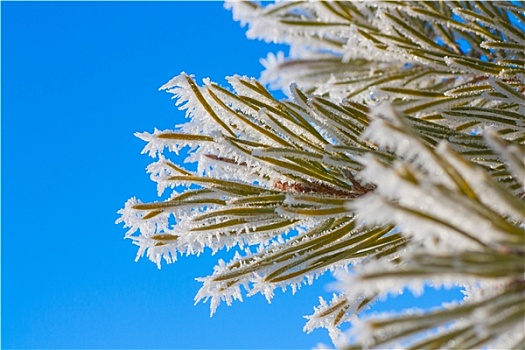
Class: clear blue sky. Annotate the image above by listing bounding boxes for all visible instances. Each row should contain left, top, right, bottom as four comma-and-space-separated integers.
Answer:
2, 2, 462, 349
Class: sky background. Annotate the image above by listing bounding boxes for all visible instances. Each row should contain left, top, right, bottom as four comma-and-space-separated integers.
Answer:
2, 2, 462, 349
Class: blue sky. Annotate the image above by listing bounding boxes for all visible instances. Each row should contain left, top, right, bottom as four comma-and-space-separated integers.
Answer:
2, 2, 463, 349
2, 2, 334, 348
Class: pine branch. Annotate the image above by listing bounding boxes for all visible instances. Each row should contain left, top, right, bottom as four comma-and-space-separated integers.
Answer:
119, 1, 525, 348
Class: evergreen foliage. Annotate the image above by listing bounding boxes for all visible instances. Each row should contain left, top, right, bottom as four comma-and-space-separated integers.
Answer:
118, 1, 525, 348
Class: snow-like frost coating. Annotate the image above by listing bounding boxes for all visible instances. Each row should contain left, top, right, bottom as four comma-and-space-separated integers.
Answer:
119, 2, 525, 348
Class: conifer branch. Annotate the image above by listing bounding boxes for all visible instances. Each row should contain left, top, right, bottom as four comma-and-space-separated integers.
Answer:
119, 1, 525, 348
